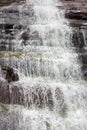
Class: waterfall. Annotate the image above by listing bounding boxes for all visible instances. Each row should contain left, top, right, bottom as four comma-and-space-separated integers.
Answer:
0, 0, 87, 130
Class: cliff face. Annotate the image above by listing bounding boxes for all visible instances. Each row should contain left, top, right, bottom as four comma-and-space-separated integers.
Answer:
62, 0, 87, 80
0, 0, 87, 80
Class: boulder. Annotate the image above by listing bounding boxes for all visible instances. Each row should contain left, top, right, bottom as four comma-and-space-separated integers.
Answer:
2, 66, 19, 83
0, 77, 66, 111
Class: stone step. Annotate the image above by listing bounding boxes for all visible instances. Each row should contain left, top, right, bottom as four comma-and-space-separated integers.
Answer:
78, 53, 87, 64
0, 0, 25, 6
0, 79, 66, 111
0, 104, 69, 130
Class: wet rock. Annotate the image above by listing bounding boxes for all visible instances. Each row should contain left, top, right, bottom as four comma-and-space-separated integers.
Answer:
10, 85, 24, 105
0, 80, 10, 104
0, 78, 65, 111
0, 111, 19, 130
13, 24, 23, 30
0, 1, 86, 80
0, 0, 25, 6
80, 64, 87, 80
0, 80, 24, 105
71, 29, 85, 48
30, 87, 54, 109
46, 89, 54, 109
62, 1, 87, 80
0, 44, 6, 51
21, 30, 30, 40
65, 11, 87, 20
2, 66, 19, 83
20, 30, 30, 45
79, 54, 87, 65
55, 88, 65, 107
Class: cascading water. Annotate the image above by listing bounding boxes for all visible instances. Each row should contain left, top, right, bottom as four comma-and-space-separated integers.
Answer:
0, 0, 87, 130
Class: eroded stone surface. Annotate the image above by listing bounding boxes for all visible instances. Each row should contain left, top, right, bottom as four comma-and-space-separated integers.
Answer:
0, 77, 66, 111
0, 2, 87, 80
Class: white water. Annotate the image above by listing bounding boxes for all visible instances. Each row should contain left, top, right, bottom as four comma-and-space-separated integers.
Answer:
0, 0, 87, 130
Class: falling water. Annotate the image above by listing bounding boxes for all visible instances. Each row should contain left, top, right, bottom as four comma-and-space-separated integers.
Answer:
0, 0, 87, 130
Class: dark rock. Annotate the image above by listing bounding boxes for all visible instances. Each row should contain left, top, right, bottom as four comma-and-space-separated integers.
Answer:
0, 0, 25, 6
12, 73, 19, 82
2, 66, 19, 83
79, 54, 87, 64
0, 44, 6, 51
0, 80, 10, 104
21, 30, 30, 41
10, 85, 24, 105
81, 65, 87, 80
0, 77, 65, 111
65, 11, 87, 20
71, 29, 85, 48
0, 80, 24, 105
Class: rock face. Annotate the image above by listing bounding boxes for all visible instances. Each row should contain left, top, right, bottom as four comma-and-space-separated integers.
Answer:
0, 78, 66, 111
61, 0, 87, 80
0, 0, 86, 107
0, 0, 87, 79
0, 0, 25, 6
2, 66, 19, 83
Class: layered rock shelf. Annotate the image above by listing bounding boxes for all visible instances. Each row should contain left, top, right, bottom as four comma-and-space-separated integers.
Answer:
0, 79, 66, 111
0, 0, 87, 80
63, 0, 87, 80
0, 0, 86, 104
0, 0, 25, 6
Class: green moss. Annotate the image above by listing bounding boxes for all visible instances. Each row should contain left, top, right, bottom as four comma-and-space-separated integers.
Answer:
0, 51, 42, 60
0, 52, 4, 58
0, 52, 23, 58
0, 104, 9, 113
8, 52, 23, 58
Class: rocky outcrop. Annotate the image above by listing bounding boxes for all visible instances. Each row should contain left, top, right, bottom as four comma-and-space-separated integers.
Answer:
0, 1, 86, 80
0, 78, 66, 111
2, 66, 19, 83
0, 2, 86, 118
61, 1, 87, 80
0, 0, 25, 6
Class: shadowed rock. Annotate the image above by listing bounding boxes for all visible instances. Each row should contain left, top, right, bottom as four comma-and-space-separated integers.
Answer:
2, 66, 19, 83
71, 29, 85, 48
0, 80, 10, 104
0, 0, 25, 6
